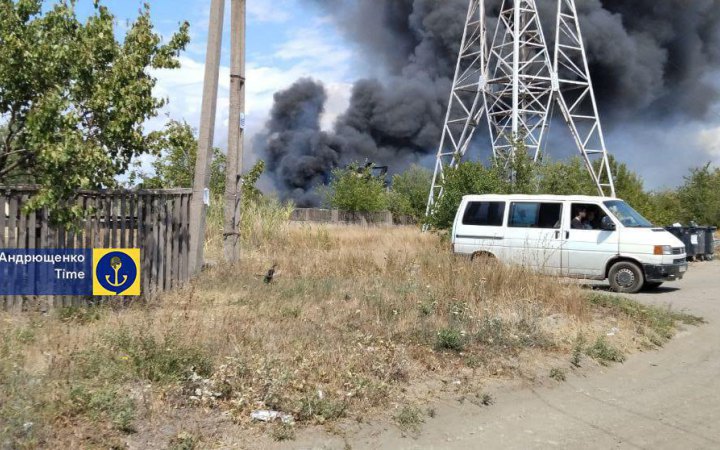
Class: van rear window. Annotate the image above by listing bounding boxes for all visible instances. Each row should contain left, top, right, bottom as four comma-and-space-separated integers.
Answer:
462, 202, 506, 226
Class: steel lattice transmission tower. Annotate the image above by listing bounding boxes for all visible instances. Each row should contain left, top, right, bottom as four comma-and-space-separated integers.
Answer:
426, 0, 616, 217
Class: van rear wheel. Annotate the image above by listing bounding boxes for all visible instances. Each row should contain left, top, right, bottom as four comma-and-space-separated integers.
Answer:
470, 252, 497, 266
608, 261, 644, 294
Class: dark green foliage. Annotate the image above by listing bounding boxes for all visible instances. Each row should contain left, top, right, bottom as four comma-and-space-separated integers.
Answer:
677, 164, 720, 226
326, 163, 388, 213
132, 120, 227, 197
78, 328, 213, 384
435, 328, 466, 352
387, 164, 432, 220
425, 161, 508, 229
0, 0, 189, 223
425, 149, 720, 229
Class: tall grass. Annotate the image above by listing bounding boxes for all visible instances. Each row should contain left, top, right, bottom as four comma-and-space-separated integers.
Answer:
204, 196, 294, 261
0, 213, 701, 447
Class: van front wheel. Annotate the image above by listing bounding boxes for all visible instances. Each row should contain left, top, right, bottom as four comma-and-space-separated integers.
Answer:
608, 261, 644, 294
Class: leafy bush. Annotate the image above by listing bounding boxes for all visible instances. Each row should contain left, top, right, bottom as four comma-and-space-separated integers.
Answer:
435, 328, 466, 352
387, 164, 432, 220
326, 164, 388, 213
426, 162, 508, 229
586, 337, 625, 366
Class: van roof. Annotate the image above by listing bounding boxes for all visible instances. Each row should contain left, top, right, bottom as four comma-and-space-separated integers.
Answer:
461, 194, 621, 202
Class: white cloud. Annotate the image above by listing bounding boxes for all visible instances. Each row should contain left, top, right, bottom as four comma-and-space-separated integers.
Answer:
149, 17, 354, 166
247, 0, 292, 23
697, 126, 720, 160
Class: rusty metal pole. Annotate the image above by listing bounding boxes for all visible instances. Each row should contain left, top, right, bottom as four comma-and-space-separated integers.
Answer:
223, 0, 246, 263
188, 0, 224, 274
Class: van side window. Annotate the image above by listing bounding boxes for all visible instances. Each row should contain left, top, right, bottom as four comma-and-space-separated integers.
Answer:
509, 202, 562, 229
462, 202, 506, 226
571, 203, 606, 230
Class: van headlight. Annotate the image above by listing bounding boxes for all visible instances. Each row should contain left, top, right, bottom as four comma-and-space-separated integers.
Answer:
653, 245, 672, 255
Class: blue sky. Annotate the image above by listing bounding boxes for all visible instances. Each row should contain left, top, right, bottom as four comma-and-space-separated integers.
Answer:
63, 1, 720, 189
74, 0, 357, 163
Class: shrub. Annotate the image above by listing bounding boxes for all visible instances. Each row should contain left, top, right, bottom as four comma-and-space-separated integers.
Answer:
435, 328, 466, 352
388, 165, 432, 220
586, 337, 625, 366
326, 164, 388, 213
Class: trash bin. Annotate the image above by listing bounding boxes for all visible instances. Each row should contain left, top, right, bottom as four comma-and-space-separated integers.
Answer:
695, 228, 707, 260
687, 227, 701, 261
667, 226, 696, 260
705, 226, 717, 261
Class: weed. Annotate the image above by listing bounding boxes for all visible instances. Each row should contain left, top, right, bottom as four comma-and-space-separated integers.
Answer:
168, 432, 200, 450
571, 334, 586, 368
15, 326, 36, 345
271, 423, 296, 442
586, 337, 626, 366
426, 407, 436, 418
419, 301, 436, 317
475, 317, 509, 348
297, 396, 347, 423
104, 329, 213, 383
67, 385, 136, 433
435, 328, 465, 352
550, 367, 566, 382
395, 405, 424, 434
58, 306, 102, 324
465, 355, 482, 369
478, 393, 494, 406
280, 306, 302, 319
589, 293, 703, 346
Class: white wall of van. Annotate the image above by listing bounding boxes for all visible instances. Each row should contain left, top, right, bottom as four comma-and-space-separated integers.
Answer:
452, 195, 688, 293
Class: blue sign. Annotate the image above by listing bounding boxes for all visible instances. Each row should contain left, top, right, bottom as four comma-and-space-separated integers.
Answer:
0, 249, 93, 295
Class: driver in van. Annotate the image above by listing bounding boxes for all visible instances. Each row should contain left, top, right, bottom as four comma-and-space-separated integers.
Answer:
571, 208, 587, 229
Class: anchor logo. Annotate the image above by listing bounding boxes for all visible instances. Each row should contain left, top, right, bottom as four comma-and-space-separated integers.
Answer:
106, 256, 128, 288
93, 249, 140, 296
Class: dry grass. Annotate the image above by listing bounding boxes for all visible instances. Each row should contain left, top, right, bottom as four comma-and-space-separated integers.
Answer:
0, 215, 701, 448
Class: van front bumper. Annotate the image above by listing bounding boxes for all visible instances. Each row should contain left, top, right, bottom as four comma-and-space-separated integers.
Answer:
643, 262, 688, 282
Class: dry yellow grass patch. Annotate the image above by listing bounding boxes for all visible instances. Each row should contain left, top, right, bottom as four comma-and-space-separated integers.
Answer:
1, 222, 698, 448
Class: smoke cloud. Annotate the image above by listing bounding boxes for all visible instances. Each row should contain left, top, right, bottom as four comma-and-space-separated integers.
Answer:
257, 0, 720, 204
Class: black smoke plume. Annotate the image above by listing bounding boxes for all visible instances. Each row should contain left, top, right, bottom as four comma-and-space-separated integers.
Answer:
257, 0, 720, 204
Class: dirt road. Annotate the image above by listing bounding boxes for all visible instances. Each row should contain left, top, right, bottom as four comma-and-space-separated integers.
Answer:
280, 260, 720, 449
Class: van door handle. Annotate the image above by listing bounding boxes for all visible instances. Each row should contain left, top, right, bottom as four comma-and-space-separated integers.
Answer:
566, 231, 570, 239
555, 230, 560, 239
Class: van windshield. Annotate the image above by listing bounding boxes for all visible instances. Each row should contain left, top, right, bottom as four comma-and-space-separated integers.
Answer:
604, 200, 654, 228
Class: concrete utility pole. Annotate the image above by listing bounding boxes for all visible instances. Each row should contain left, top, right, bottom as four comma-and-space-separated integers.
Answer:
223, 0, 246, 263
188, 0, 224, 275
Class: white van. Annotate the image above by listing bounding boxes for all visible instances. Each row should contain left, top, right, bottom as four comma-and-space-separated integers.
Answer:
452, 195, 688, 293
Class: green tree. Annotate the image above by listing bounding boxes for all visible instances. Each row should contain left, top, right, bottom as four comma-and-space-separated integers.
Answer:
678, 164, 720, 226
605, 156, 653, 216
133, 121, 226, 197
537, 157, 597, 196
426, 161, 508, 230
507, 141, 537, 194
387, 164, 432, 220
0, 0, 189, 223
646, 190, 683, 226
326, 164, 388, 213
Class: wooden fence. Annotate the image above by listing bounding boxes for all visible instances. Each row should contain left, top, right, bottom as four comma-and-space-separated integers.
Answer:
1, 187, 192, 311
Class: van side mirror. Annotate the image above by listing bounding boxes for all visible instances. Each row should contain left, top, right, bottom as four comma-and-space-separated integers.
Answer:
601, 216, 616, 231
